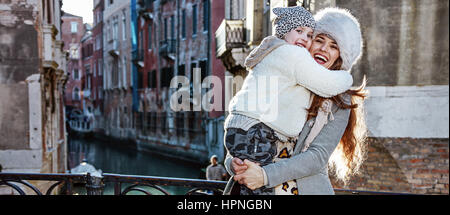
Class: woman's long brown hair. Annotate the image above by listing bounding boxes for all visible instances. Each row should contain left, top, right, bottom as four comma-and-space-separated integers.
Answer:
307, 57, 369, 184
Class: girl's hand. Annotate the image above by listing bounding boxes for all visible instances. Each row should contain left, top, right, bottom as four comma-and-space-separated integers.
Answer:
234, 159, 264, 190
231, 157, 247, 175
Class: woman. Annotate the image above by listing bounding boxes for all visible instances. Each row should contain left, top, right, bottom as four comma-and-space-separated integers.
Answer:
224, 6, 353, 195
224, 7, 368, 195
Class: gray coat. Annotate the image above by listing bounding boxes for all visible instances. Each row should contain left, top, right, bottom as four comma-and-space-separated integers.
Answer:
224, 100, 350, 195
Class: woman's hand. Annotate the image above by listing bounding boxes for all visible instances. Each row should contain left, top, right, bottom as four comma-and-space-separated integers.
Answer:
231, 157, 247, 175
233, 159, 265, 190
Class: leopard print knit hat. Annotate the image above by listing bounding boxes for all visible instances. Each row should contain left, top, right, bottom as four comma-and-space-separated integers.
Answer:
273, 6, 316, 39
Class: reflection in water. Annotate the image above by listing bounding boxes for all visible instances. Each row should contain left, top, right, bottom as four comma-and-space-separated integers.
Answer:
68, 135, 205, 195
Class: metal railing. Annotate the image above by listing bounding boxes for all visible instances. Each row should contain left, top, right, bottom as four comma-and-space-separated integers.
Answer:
215, 19, 246, 58
0, 172, 225, 195
0, 172, 417, 195
159, 39, 176, 56
132, 49, 144, 63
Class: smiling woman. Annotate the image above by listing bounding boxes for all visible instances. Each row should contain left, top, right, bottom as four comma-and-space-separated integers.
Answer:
310, 34, 341, 70
62, 0, 93, 23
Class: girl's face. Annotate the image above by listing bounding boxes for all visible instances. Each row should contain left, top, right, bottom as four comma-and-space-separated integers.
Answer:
284, 26, 314, 49
309, 34, 340, 69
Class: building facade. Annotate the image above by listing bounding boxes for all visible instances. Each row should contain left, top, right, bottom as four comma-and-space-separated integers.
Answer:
216, 0, 449, 194
131, 0, 226, 163
61, 12, 84, 111
102, 0, 134, 140
80, 24, 95, 132
61, 12, 86, 132
92, 0, 105, 133
0, 0, 68, 194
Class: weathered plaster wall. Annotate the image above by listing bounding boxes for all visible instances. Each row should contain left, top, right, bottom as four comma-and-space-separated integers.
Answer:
0, 0, 40, 150
333, 0, 449, 86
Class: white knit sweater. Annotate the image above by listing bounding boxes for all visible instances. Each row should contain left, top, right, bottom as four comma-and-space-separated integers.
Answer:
228, 37, 353, 137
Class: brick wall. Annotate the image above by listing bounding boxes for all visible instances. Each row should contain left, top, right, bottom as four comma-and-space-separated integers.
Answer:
331, 137, 449, 194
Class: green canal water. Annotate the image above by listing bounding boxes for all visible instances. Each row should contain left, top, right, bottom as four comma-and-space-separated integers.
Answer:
68, 134, 206, 195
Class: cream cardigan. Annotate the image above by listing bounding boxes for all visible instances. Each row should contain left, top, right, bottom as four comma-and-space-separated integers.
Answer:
228, 36, 352, 137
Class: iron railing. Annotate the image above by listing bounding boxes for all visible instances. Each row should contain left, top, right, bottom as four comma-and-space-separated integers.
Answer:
215, 19, 246, 58
159, 39, 176, 57
0, 172, 417, 195
0, 172, 225, 195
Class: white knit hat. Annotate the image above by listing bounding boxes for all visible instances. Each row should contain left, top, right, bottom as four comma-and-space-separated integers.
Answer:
313, 8, 363, 71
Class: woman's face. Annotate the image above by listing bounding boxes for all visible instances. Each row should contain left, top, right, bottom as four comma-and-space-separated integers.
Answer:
309, 34, 340, 69
284, 26, 313, 49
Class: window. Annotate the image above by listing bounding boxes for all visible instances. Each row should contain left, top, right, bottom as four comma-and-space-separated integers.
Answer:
161, 112, 167, 134
70, 45, 79, 59
148, 23, 152, 50
122, 56, 127, 87
96, 36, 101, 50
161, 67, 174, 88
99, 59, 103, 76
139, 30, 143, 50
151, 112, 157, 132
88, 75, 91, 90
150, 70, 157, 88
85, 65, 90, 75
113, 18, 119, 41
73, 87, 80, 100
181, 9, 186, 39
138, 71, 143, 89
188, 112, 196, 137
98, 87, 103, 99
178, 64, 185, 77
199, 60, 208, 81
96, 11, 101, 25
93, 61, 97, 77
164, 17, 168, 40
176, 112, 184, 136
106, 20, 110, 41
73, 69, 79, 80
170, 15, 175, 39
190, 62, 196, 84
71, 22, 78, 33
203, 0, 209, 32
122, 12, 127, 40
192, 4, 197, 36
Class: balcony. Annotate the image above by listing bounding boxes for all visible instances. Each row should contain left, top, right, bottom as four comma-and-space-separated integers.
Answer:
132, 49, 144, 68
215, 19, 246, 58
138, 0, 154, 11
138, 0, 154, 20
159, 39, 176, 60
108, 40, 120, 57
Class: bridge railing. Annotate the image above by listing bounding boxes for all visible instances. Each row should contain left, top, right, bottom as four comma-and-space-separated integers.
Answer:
0, 172, 416, 195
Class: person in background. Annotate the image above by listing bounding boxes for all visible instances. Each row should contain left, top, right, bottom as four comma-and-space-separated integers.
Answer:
206, 155, 228, 181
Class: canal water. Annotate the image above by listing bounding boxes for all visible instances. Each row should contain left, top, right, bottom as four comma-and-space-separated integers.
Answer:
68, 135, 206, 195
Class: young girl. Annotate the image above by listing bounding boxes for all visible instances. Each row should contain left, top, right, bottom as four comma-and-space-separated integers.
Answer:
224, 6, 354, 195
